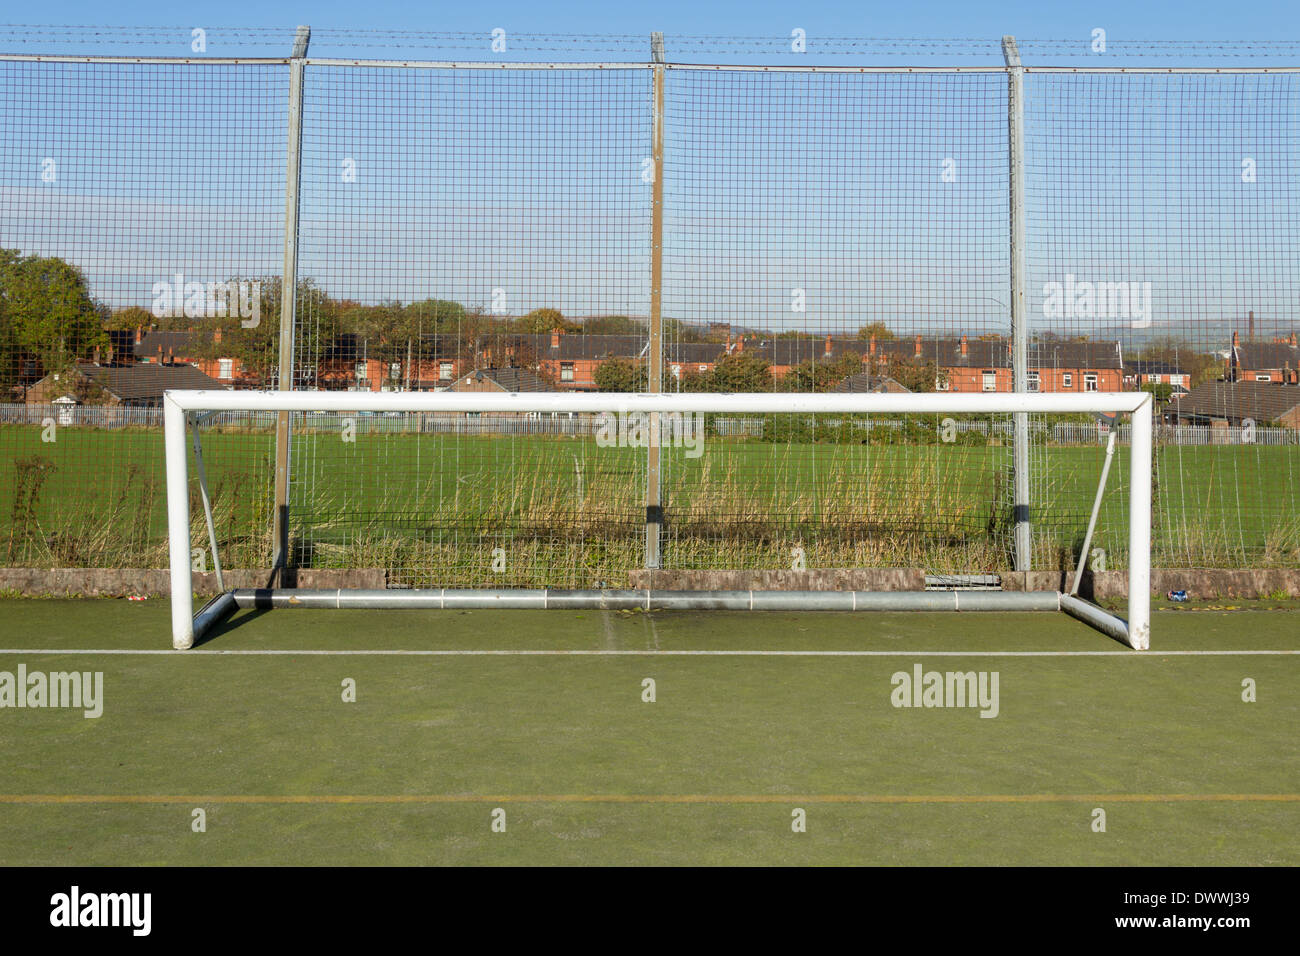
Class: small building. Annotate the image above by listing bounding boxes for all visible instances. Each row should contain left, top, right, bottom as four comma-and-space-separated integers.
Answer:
1175, 381, 1300, 429
446, 367, 554, 395
25, 363, 227, 407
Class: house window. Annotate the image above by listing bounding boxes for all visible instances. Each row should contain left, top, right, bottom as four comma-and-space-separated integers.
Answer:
698, 365, 708, 373
981, 370, 997, 392
671, 364, 681, 379
389, 362, 402, 380
1084, 373, 1099, 392
1027, 370, 1040, 392
218, 359, 234, 380
355, 362, 367, 381
1063, 373, 1073, 388
560, 363, 575, 382
1256, 374, 1272, 382
935, 378, 950, 391
439, 362, 453, 380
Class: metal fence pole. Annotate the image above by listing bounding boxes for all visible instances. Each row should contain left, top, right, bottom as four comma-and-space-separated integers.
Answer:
272, 25, 310, 575
1003, 35, 1032, 572
645, 32, 666, 569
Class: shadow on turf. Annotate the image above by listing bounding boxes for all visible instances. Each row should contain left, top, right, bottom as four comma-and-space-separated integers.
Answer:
191, 608, 269, 648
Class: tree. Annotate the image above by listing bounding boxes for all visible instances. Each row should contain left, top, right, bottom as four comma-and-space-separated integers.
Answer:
857, 322, 896, 341
177, 275, 312, 385
780, 353, 862, 392
594, 356, 647, 392
583, 315, 644, 336
1141, 381, 1174, 404
104, 305, 154, 331
0, 250, 105, 385
881, 357, 943, 393
404, 298, 466, 331
1135, 336, 1222, 388
516, 308, 578, 334
684, 353, 773, 392
662, 317, 707, 343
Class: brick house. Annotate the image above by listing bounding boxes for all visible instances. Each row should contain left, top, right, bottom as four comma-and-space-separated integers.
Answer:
134, 328, 262, 386
1228, 332, 1300, 384
1123, 360, 1191, 391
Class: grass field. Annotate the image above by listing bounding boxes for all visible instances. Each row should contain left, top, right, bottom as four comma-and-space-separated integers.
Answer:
5, 423, 1300, 581
0, 598, 1296, 865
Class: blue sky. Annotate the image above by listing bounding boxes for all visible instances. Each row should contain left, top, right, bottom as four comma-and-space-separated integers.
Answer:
1, 2, 1298, 348
7, 0, 1299, 47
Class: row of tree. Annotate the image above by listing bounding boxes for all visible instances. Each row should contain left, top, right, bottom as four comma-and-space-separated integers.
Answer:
594, 352, 945, 393
0, 249, 1236, 397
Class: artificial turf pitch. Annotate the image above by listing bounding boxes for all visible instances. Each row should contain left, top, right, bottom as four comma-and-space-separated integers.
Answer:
0, 599, 1296, 865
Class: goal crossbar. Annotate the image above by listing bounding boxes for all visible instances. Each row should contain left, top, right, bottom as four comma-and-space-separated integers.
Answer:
163, 389, 1153, 650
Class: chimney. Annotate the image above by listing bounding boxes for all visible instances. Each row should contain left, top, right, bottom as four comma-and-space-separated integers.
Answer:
157, 344, 164, 364
551, 328, 562, 350
135, 326, 143, 346
960, 335, 968, 358
869, 334, 876, 357
914, 334, 922, 358
213, 327, 222, 345
166, 346, 174, 365
824, 334, 832, 357
92, 346, 100, 365
1290, 333, 1298, 348
735, 336, 743, 353
1233, 330, 1239, 349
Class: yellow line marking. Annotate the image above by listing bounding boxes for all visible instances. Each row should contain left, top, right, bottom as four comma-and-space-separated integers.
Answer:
0, 793, 1297, 805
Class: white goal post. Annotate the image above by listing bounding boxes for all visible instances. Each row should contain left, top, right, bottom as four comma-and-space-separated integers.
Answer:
163, 389, 1153, 651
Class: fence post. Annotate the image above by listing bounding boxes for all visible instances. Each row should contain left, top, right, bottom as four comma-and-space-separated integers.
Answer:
272, 24, 310, 576
1003, 35, 1032, 572
645, 32, 666, 570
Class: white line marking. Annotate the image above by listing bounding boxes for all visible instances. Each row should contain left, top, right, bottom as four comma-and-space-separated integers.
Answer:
0, 649, 1296, 657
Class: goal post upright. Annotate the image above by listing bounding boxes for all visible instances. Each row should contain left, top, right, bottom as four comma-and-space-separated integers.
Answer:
1127, 391, 1153, 650
163, 388, 1154, 651
165, 393, 195, 649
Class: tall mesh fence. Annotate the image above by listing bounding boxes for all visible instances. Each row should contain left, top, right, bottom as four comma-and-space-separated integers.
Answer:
1025, 70, 1300, 571
1, 38, 1297, 586
291, 65, 652, 586
0, 60, 286, 570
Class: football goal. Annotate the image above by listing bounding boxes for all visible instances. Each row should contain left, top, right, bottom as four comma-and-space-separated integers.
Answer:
163, 389, 1153, 650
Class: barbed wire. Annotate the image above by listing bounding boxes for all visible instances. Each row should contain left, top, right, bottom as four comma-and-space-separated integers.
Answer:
1, 25, 1298, 61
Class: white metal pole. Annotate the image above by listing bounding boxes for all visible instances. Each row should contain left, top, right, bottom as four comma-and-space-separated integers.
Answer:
165, 395, 195, 649
164, 389, 1149, 416
1127, 395, 1153, 650
1071, 430, 1117, 597
1004, 35, 1032, 573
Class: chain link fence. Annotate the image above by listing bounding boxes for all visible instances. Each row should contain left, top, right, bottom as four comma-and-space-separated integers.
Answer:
2, 28, 1298, 581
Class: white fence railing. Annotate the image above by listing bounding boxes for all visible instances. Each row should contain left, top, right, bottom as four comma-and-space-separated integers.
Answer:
1, 404, 1296, 445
